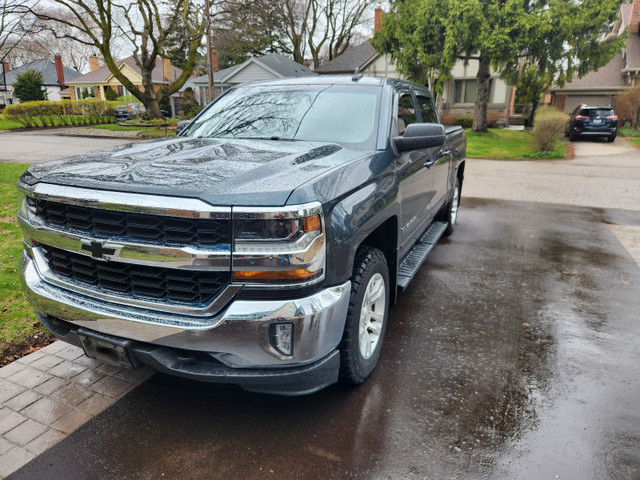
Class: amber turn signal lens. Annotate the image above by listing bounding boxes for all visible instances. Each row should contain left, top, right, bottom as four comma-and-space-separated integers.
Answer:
233, 269, 321, 281
303, 215, 321, 232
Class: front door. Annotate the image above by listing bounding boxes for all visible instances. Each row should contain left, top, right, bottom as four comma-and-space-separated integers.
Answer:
396, 92, 437, 258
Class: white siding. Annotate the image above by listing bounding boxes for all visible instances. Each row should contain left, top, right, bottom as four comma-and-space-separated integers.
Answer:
45, 87, 63, 101
229, 63, 278, 84
492, 79, 509, 104
363, 54, 405, 79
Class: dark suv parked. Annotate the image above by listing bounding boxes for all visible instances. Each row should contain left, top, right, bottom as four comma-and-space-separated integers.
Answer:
567, 105, 618, 142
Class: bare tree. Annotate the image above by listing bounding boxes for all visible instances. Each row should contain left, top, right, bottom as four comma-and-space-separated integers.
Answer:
275, 0, 375, 67
32, 0, 206, 118
8, 13, 119, 73
1, 0, 41, 63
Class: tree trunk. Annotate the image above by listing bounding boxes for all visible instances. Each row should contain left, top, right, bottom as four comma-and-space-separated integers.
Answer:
472, 58, 491, 132
140, 62, 164, 120
526, 100, 539, 128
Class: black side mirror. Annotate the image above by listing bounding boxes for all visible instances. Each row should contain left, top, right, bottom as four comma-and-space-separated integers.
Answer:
393, 123, 446, 152
176, 120, 191, 135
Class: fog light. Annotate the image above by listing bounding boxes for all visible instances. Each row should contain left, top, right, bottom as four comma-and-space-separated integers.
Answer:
270, 323, 294, 356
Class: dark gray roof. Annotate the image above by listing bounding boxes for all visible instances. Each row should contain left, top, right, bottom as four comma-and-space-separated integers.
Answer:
5, 59, 81, 87
257, 53, 316, 77
556, 54, 627, 90
316, 42, 378, 73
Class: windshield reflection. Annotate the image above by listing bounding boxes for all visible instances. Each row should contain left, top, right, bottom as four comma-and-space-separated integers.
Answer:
185, 85, 380, 149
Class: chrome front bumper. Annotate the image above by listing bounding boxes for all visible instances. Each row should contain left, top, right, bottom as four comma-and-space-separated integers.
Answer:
21, 251, 351, 369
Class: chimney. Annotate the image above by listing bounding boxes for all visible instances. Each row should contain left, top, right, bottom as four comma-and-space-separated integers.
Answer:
54, 54, 65, 86
1, 60, 10, 73
210, 49, 218, 73
303, 59, 311, 69
374, 5, 383, 34
163, 57, 171, 83
89, 55, 100, 72
632, 0, 640, 35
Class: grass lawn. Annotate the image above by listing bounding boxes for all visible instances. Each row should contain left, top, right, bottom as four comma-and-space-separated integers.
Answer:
628, 138, 640, 147
618, 126, 640, 137
89, 124, 176, 138
0, 115, 23, 130
0, 163, 52, 364
466, 128, 566, 160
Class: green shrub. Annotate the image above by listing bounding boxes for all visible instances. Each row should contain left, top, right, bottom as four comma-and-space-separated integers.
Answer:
453, 117, 473, 128
105, 87, 119, 101
532, 106, 568, 152
4, 100, 119, 128
13, 70, 47, 102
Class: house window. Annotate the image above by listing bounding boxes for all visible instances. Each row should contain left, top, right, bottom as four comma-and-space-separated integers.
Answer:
454, 79, 494, 104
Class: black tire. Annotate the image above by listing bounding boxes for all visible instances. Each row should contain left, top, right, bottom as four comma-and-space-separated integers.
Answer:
569, 131, 577, 141
607, 135, 616, 143
438, 176, 460, 236
339, 246, 390, 384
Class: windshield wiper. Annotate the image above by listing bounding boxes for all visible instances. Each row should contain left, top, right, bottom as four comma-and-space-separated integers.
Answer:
234, 136, 300, 142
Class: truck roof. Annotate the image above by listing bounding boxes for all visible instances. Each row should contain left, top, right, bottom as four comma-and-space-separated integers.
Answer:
233, 75, 427, 93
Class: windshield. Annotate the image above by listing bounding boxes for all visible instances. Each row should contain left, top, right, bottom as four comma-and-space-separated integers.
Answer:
581, 109, 613, 117
184, 85, 380, 149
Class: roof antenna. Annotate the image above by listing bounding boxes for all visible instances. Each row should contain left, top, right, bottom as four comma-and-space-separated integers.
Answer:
352, 67, 363, 81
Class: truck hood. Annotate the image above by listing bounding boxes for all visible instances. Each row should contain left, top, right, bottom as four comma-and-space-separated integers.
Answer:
25, 137, 365, 206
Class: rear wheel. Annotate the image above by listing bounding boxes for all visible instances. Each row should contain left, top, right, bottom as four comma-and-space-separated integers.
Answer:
438, 177, 460, 236
607, 135, 616, 143
339, 247, 389, 384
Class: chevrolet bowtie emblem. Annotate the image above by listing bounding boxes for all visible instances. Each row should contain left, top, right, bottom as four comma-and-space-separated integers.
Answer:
80, 240, 117, 260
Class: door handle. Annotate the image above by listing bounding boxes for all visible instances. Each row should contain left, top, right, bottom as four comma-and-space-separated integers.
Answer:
425, 149, 451, 168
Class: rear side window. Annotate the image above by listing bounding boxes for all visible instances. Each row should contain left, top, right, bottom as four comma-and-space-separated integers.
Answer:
397, 94, 416, 135
580, 109, 613, 117
415, 94, 438, 123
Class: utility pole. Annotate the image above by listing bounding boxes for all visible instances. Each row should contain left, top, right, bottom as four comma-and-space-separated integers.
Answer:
204, 0, 215, 103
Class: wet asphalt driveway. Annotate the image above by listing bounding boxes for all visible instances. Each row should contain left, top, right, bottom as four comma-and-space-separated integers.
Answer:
9, 194, 640, 479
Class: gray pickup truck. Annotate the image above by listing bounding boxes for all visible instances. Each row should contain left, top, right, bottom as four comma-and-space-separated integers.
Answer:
17, 76, 466, 395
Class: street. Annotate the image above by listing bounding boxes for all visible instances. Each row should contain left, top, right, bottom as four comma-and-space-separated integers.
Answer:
3, 133, 640, 479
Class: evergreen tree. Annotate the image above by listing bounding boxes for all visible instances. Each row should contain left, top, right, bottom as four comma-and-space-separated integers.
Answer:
12, 69, 47, 102
373, 0, 626, 131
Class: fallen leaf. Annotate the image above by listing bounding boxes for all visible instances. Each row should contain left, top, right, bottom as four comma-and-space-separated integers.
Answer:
619, 279, 633, 286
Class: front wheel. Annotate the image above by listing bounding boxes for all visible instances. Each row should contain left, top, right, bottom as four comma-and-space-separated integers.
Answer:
339, 247, 390, 384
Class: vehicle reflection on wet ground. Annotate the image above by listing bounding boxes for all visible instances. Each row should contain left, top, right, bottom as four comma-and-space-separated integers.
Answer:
9, 198, 640, 480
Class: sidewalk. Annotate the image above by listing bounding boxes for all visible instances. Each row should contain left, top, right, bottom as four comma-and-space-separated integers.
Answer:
0, 341, 153, 478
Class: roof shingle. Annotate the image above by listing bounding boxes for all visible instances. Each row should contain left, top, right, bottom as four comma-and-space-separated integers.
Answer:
4, 59, 81, 87
315, 42, 377, 73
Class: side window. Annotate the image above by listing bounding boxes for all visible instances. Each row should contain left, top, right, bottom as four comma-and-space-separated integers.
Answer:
397, 94, 417, 135
415, 94, 437, 123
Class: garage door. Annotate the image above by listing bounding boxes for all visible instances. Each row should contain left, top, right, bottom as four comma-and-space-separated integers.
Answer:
564, 95, 615, 113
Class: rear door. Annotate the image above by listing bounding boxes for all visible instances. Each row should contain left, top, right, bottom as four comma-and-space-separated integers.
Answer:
415, 91, 450, 214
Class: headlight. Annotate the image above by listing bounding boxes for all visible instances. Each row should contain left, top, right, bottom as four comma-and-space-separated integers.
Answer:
232, 203, 325, 287
17, 188, 36, 218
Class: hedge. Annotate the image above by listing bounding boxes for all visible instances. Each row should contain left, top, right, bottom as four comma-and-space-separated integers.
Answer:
4, 100, 120, 128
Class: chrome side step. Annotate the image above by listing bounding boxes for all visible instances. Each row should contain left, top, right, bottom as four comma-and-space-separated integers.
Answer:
397, 221, 448, 291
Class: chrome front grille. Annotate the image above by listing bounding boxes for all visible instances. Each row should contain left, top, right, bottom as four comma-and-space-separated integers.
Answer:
34, 199, 230, 245
42, 245, 230, 305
